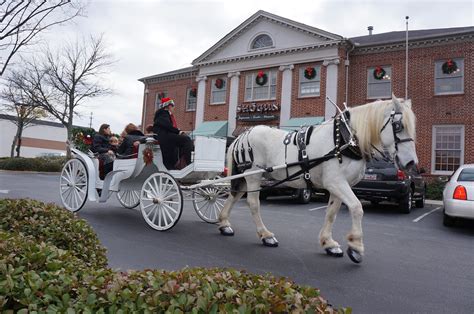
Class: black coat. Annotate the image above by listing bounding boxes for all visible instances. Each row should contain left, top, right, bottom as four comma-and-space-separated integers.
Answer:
117, 130, 145, 156
91, 133, 110, 154
152, 109, 180, 135
152, 109, 180, 168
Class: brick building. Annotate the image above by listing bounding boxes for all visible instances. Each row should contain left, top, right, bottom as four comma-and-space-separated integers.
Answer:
139, 10, 473, 177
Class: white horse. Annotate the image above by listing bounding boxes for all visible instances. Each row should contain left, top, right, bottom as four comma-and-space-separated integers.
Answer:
218, 96, 418, 263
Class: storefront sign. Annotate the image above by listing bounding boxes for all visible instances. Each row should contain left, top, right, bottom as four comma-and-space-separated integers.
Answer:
236, 102, 280, 121
237, 102, 279, 113
237, 114, 279, 122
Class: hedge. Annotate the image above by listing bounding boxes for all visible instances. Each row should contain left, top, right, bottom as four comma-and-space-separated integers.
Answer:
0, 156, 67, 172
0, 199, 349, 313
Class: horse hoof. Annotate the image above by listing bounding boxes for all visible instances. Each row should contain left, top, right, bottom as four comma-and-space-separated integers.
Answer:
347, 247, 363, 264
325, 247, 344, 257
262, 236, 279, 247
219, 226, 234, 236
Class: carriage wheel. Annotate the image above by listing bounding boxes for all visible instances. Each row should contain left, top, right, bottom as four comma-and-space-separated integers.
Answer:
117, 190, 140, 209
59, 159, 88, 212
140, 172, 183, 231
192, 185, 229, 223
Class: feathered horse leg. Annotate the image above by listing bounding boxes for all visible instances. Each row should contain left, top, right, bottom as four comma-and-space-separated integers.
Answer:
319, 194, 344, 257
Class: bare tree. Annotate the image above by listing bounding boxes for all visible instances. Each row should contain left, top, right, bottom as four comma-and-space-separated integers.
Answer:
0, 70, 48, 157
0, 0, 85, 76
18, 34, 113, 157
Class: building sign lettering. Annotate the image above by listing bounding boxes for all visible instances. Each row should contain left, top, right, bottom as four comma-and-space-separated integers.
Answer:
236, 102, 280, 121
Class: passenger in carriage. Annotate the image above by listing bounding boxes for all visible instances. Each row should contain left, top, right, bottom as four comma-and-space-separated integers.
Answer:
109, 136, 119, 153
116, 123, 145, 157
91, 123, 115, 178
152, 97, 193, 170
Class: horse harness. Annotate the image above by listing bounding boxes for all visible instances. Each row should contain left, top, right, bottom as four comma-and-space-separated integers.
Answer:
231, 111, 364, 191
380, 110, 414, 151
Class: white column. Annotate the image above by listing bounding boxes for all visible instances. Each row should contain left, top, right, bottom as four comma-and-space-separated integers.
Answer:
195, 75, 207, 127
279, 64, 294, 126
227, 71, 240, 136
323, 58, 340, 121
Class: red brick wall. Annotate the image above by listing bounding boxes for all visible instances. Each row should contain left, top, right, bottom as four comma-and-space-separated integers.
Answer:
143, 75, 197, 132
348, 41, 473, 174
204, 75, 230, 122
291, 61, 326, 117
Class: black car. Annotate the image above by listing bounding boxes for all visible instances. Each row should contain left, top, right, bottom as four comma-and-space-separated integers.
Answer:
258, 180, 313, 204
352, 159, 426, 213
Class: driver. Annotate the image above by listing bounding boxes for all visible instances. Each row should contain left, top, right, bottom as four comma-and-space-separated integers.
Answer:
152, 97, 193, 169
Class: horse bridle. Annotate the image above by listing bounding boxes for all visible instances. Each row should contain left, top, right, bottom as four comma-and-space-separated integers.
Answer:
380, 110, 414, 151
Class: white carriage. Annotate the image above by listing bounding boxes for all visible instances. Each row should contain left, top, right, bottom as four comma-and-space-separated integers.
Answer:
59, 136, 229, 231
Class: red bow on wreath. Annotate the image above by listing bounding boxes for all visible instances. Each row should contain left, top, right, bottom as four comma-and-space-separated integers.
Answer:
305, 67, 313, 75
83, 135, 92, 146
143, 147, 153, 165
257, 71, 265, 78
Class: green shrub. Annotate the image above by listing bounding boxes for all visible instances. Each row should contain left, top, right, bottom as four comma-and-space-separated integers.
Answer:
426, 180, 446, 200
0, 156, 67, 172
0, 199, 107, 268
0, 199, 349, 313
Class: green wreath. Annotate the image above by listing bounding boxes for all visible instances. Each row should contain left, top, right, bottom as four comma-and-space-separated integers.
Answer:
304, 67, 316, 80
442, 59, 458, 75
373, 66, 386, 80
72, 127, 95, 153
256, 71, 268, 86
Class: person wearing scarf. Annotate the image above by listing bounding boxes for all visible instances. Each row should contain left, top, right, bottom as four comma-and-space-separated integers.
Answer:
152, 97, 193, 169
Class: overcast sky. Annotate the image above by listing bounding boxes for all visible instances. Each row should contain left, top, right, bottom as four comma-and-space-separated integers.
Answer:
29, 0, 474, 133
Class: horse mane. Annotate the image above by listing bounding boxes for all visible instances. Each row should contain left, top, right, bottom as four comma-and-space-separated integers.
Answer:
349, 98, 416, 157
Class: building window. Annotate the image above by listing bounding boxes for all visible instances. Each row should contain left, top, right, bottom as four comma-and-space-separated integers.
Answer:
432, 125, 464, 174
299, 66, 321, 97
435, 58, 464, 95
367, 66, 392, 99
186, 88, 197, 111
155, 91, 167, 110
244, 70, 277, 101
251, 34, 273, 49
211, 77, 227, 104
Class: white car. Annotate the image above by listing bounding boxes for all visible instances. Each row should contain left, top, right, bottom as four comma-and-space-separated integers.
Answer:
443, 164, 474, 226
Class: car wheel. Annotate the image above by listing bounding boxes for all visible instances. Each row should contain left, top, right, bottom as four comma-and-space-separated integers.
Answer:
259, 191, 268, 201
297, 188, 311, 204
443, 211, 455, 227
415, 193, 425, 208
398, 191, 412, 214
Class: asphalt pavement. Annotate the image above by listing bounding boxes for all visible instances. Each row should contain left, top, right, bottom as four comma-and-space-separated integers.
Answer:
1, 171, 473, 313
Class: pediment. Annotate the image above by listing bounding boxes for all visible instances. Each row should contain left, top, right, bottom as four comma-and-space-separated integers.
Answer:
193, 10, 343, 65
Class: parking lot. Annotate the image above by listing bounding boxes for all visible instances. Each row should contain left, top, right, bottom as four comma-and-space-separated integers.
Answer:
1, 171, 474, 313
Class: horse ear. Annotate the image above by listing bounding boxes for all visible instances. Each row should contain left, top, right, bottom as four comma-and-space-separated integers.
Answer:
392, 94, 401, 111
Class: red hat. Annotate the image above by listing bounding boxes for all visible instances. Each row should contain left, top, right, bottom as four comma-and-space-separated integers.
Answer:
159, 97, 175, 109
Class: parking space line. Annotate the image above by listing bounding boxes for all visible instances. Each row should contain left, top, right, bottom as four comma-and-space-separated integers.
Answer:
308, 205, 327, 212
0, 190, 9, 194
412, 206, 441, 223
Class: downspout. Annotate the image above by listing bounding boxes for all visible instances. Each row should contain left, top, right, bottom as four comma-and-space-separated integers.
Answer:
141, 82, 149, 133
344, 39, 359, 106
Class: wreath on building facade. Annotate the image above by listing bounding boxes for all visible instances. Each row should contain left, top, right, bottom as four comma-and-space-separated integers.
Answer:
215, 78, 225, 89
190, 87, 197, 97
71, 127, 95, 153
442, 59, 458, 75
304, 66, 316, 80
256, 71, 268, 86
373, 66, 386, 80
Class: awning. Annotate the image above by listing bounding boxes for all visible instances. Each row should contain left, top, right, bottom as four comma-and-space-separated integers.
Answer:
280, 116, 324, 131
191, 121, 228, 138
